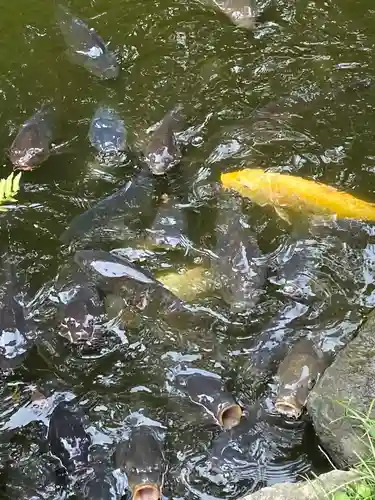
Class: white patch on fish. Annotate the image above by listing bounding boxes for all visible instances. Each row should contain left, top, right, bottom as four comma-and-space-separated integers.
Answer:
282, 364, 310, 391
76, 45, 104, 58
90, 260, 154, 283
0, 329, 28, 358
58, 286, 81, 304
59, 436, 86, 461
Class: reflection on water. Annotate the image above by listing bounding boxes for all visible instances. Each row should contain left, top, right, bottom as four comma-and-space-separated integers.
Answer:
1, 0, 375, 497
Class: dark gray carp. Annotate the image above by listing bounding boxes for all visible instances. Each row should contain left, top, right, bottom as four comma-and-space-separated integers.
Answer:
89, 105, 127, 154
74, 250, 185, 318
168, 366, 242, 429
60, 166, 158, 244
144, 195, 187, 249
56, 4, 119, 79
206, 404, 312, 490
81, 473, 117, 500
213, 193, 267, 313
143, 104, 185, 175
245, 301, 309, 374
239, 230, 330, 393
115, 423, 166, 500
55, 269, 105, 346
48, 399, 91, 475
9, 103, 55, 171
275, 338, 331, 419
271, 227, 340, 305
0, 257, 29, 370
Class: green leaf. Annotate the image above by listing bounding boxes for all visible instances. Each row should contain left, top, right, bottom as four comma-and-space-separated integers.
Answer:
0, 171, 22, 212
333, 492, 352, 500
356, 483, 373, 498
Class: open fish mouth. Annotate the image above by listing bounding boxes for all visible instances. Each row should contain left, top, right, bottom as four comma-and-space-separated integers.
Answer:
218, 403, 243, 429
11, 148, 46, 169
275, 398, 304, 419
133, 484, 161, 500
13, 163, 34, 171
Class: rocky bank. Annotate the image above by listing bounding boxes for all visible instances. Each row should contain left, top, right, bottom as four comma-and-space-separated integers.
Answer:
239, 469, 359, 500
307, 308, 375, 468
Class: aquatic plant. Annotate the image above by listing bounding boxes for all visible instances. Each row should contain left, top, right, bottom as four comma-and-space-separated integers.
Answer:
0, 171, 22, 211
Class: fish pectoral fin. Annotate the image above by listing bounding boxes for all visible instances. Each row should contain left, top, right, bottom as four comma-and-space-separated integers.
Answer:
274, 206, 292, 224
65, 48, 88, 66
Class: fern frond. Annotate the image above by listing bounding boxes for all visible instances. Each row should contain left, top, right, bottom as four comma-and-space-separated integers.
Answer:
0, 172, 22, 212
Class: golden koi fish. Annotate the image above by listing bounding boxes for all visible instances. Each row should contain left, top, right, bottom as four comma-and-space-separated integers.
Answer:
220, 168, 375, 223
157, 266, 215, 302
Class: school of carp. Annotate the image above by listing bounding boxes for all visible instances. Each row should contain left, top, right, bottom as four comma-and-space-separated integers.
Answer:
0, 1, 373, 499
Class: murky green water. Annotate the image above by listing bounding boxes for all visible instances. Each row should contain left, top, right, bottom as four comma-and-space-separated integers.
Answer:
2, 0, 375, 498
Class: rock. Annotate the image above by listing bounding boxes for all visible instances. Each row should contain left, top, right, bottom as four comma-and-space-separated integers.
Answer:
307, 309, 375, 468
239, 469, 359, 500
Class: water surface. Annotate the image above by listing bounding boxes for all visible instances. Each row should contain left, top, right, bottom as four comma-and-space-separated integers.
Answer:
1, 0, 375, 498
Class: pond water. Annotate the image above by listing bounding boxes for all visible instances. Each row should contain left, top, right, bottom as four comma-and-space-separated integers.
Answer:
1, 0, 375, 498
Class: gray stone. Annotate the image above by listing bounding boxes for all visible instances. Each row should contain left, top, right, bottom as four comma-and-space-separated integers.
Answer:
239, 469, 359, 500
307, 309, 375, 468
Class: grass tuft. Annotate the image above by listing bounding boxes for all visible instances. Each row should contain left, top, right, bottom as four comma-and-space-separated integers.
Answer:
328, 400, 375, 499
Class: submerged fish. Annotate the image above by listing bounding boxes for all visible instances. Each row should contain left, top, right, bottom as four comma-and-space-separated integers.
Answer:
156, 266, 215, 302
60, 166, 158, 244
221, 168, 375, 223
143, 104, 185, 175
55, 269, 105, 346
89, 105, 127, 154
144, 195, 187, 249
0, 257, 29, 369
48, 399, 92, 474
81, 473, 117, 500
275, 337, 331, 419
210, 0, 259, 29
245, 301, 309, 381
74, 250, 185, 318
3, 435, 64, 498
207, 404, 309, 488
56, 4, 119, 79
168, 366, 242, 429
115, 423, 166, 500
9, 103, 55, 171
271, 233, 330, 304
212, 193, 266, 313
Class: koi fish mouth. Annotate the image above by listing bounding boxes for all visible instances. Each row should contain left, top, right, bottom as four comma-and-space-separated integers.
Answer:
133, 484, 161, 500
13, 164, 34, 171
218, 403, 243, 429
11, 147, 46, 170
275, 397, 304, 419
